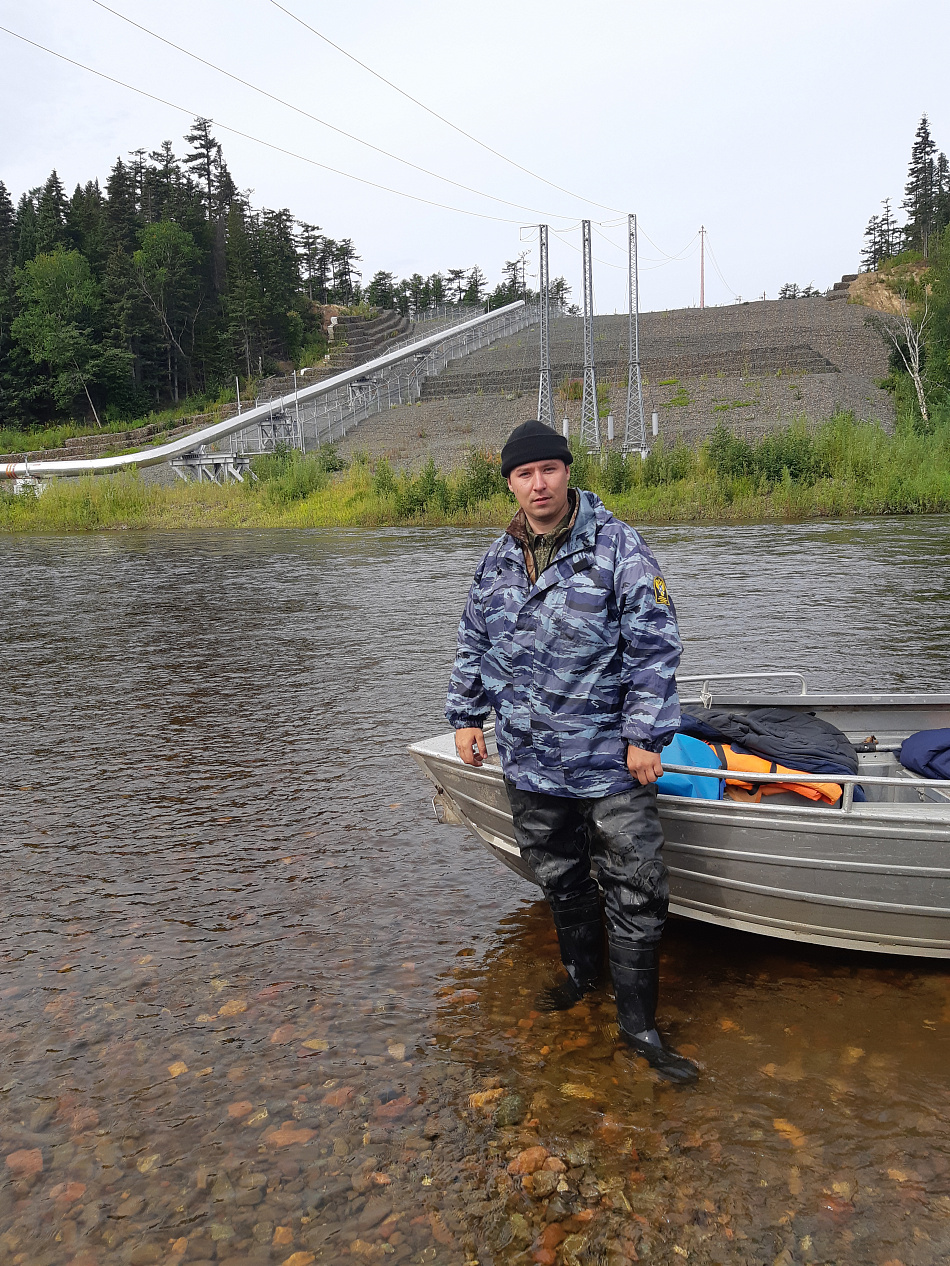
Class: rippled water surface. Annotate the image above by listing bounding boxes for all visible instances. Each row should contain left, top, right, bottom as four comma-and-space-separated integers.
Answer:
1, 519, 950, 1266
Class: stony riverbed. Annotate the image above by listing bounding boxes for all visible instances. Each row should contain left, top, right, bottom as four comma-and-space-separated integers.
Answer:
2, 523, 949, 1265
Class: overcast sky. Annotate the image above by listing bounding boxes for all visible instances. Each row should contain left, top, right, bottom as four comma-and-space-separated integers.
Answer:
2, 0, 948, 313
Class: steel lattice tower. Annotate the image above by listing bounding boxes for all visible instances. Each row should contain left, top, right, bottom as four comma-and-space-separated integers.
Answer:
579, 220, 600, 450
622, 213, 648, 455
537, 225, 553, 426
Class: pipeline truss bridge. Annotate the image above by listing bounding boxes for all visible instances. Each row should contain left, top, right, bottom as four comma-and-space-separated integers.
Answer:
2, 301, 535, 490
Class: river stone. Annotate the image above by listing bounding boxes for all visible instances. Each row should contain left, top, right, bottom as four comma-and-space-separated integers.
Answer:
525, 1170, 559, 1199
494, 1095, 524, 1127
114, 1195, 145, 1218
211, 1174, 236, 1201
29, 1103, 56, 1131
561, 1233, 590, 1266
128, 1245, 164, 1265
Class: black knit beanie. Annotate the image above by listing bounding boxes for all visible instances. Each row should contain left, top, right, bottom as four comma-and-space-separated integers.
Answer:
500, 419, 573, 478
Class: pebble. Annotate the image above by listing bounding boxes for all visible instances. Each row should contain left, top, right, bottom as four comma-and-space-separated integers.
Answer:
508, 1146, 550, 1175
494, 1094, 524, 1127
4, 1149, 43, 1176
524, 1170, 559, 1199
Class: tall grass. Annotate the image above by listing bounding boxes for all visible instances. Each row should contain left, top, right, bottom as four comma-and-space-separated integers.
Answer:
3, 413, 950, 532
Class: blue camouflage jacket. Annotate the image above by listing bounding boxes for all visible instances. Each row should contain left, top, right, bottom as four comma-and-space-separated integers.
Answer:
446, 490, 682, 798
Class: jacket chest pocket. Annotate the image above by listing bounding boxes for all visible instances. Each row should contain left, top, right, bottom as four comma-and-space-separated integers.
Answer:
543, 582, 615, 651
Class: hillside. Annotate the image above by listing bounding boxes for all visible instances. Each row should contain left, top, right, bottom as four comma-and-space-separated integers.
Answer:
337, 296, 894, 470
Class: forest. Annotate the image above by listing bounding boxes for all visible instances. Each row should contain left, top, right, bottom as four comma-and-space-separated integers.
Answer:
0, 117, 551, 437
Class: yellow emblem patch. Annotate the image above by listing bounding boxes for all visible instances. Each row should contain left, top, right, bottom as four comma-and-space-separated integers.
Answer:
653, 576, 670, 606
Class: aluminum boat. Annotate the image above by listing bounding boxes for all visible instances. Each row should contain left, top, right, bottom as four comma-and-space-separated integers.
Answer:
409, 672, 950, 959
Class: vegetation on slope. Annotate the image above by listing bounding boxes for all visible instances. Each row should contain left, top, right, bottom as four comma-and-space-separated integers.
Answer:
4, 413, 950, 533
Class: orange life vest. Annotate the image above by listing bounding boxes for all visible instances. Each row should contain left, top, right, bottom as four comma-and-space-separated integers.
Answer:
705, 742, 843, 806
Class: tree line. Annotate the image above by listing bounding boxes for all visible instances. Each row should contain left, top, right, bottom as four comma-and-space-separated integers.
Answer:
0, 119, 571, 435
862, 114, 950, 270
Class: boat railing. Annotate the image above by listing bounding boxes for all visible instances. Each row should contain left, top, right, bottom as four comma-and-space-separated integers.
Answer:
678, 670, 808, 708
660, 762, 950, 813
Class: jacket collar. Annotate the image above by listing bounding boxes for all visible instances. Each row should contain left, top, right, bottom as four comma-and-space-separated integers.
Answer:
501, 489, 600, 590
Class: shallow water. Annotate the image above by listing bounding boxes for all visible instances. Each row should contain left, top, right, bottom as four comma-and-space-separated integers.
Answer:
1, 518, 949, 1266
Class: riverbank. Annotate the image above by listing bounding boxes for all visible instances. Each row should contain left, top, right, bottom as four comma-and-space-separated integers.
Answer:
2, 413, 949, 531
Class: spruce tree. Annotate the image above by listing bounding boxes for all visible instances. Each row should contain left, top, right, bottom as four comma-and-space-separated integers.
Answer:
408, 273, 429, 315
365, 270, 396, 309
935, 152, 950, 236
0, 182, 16, 274
903, 114, 938, 255
183, 117, 219, 219
463, 266, 486, 304
16, 191, 39, 268
105, 159, 139, 254
34, 172, 69, 255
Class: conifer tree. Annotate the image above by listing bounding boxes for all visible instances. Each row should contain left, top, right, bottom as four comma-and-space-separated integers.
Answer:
184, 118, 220, 219
936, 152, 950, 237
549, 276, 571, 311
330, 239, 360, 304
104, 159, 139, 254
34, 172, 69, 255
365, 270, 396, 309
463, 265, 486, 304
903, 114, 939, 255
15, 192, 39, 268
296, 222, 323, 302
445, 268, 466, 304
0, 182, 16, 275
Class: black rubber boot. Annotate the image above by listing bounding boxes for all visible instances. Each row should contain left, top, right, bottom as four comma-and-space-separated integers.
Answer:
610, 942, 698, 1084
537, 894, 604, 1011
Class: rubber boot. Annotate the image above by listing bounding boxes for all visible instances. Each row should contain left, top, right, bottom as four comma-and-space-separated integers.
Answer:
537, 893, 604, 1012
609, 942, 698, 1084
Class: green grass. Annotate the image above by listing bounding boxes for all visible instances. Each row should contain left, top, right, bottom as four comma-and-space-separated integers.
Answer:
3, 414, 950, 532
0, 386, 244, 456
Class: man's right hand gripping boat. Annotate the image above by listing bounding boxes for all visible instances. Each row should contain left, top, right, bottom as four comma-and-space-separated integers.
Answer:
410, 672, 950, 959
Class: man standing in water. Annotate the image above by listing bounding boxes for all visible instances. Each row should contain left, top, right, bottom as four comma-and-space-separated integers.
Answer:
446, 419, 697, 1084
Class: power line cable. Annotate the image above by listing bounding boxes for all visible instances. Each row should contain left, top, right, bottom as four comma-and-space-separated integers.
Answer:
89, 0, 582, 224
550, 225, 625, 271
268, 0, 625, 217
704, 232, 741, 300
0, 22, 533, 226
637, 224, 700, 262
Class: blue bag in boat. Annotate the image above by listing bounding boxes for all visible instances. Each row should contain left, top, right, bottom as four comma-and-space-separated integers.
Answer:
656, 733, 724, 800
899, 728, 950, 780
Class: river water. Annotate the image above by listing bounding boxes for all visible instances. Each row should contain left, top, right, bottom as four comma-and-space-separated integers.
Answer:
1, 518, 949, 1266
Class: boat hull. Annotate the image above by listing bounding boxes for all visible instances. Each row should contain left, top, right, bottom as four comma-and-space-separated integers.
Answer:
410, 694, 950, 959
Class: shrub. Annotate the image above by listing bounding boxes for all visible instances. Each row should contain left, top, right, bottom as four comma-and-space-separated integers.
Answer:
454, 448, 508, 509
643, 439, 695, 486
249, 445, 331, 504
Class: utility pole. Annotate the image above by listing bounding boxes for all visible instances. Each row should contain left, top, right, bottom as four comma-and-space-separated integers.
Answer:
700, 224, 705, 309
537, 225, 553, 426
622, 213, 647, 456
580, 220, 600, 450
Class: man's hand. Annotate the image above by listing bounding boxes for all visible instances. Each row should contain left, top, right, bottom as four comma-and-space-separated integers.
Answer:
455, 727, 487, 767
627, 743, 663, 785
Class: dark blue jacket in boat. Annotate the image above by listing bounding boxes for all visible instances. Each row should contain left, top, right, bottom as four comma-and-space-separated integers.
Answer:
446, 490, 682, 798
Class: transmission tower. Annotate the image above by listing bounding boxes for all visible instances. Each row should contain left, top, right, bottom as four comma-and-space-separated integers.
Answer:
537, 224, 553, 426
622, 213, 647, 456
579, 220, 600, 450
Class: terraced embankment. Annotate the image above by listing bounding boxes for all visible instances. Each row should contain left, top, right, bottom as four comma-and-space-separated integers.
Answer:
337, 296, 894, 470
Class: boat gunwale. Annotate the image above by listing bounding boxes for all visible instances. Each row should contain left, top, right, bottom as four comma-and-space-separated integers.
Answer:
410, 744, 950, 835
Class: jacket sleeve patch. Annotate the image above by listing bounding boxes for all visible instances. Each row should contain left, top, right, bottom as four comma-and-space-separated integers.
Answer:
653, 576, 670, 606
